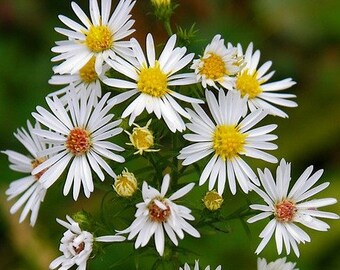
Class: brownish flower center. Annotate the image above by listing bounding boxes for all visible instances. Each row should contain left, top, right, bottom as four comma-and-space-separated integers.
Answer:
31, 158, 47, 181
73, 242, 85, 254
148, 199, 171, 223
66, 128, 91, 156
275, 199, 297, 222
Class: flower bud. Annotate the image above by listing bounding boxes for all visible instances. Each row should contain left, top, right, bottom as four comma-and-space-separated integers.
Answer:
126, 119, 159, 155
151, 0, 171, 7
203, 190, 223, 211
150, 0, 175, 21
113, 168, 138, 197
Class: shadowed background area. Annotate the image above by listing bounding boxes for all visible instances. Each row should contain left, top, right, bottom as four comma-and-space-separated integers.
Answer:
0, 0, 339, 269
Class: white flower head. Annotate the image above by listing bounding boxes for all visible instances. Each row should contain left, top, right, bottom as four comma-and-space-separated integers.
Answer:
52, 0, 136, 75
118, 174, 200, 256
180, 260, 222, 270
31, 89, 125, 200
257, 257, 298, 270
248, 159, 339, 257
2, 121, 49, 226
49, 56, 110, 104
50, 215, 125, 270
178, 89, 278, 195
104, 33, 203, 133
191, 34, 242, 89
234, 43, 297, 118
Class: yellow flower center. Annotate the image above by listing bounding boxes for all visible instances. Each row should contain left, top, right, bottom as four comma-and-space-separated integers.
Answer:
31, 157, 47, 181
137, 62, 168, 97
131, 128, 154, 150
235, 69, 263, 99
79, 57, 98, 84
203, 190, 224, 211
85, 25, 113, 53
199, 53, 227, 80
148, 198, 171, 223
66, 128, 92, 156
114, 169, 138, 197
212, 125, 247, 160
275, 199, 297, 222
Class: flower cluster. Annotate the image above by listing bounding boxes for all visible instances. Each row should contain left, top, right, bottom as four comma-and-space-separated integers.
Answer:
2, 0, 338, 269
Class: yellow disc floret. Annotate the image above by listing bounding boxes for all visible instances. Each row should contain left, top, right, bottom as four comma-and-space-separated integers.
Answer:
235, 69, 263, 99
203, 190, 224, 211
113, 168, 138, 197
85, 25, 113, 53
79, 57, 98, 84
137, 62, 168, 97
199, 53, 227, 80
212, 125, 247, 160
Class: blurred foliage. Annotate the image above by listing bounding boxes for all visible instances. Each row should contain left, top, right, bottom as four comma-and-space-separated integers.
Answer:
0, 0, 339, 269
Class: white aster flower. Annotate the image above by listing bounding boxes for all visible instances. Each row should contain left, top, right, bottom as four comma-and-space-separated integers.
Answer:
49, 56, 110, 104
191, 34, 242, 89
178, 89, 278, 195
118, 174, 200, 256
31, 90, 125, 200
257, 257, 298, 270
52, 0, 136, 75
103, 33, 203, 133
50, 215, 125, 270
2, 121, 49, 226
180, 260, 222, 270
234, 42, 297, 117
248, 159, 339, 257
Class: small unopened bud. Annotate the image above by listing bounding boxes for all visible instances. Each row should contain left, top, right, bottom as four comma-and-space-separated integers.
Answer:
150, 0, 176, 21
151, 0, 171, 7
113, 168, 138, 197
126, 119, 160, 155
203, 190, 223, 211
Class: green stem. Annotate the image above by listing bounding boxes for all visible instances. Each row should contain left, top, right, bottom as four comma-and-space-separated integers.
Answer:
164, 19, 173, 36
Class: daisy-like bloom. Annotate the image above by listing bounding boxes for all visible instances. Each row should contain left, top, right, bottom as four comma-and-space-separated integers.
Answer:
125, 119, 160, 155
50, 215, 125, 270
31, 90, 125, 200
52, 0, 136, 75
234, 43, 297, 118
49, 56, 110, 104
2, 121, 49, 226
257, 257, 298, 270
191, 35, 242, 90
113, 168, 138, 197
247, 159, 339, 257
180, 260, 222, 270
178, 89, 278, 195
103, 33, 203, 133
118, 174, 200, 256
